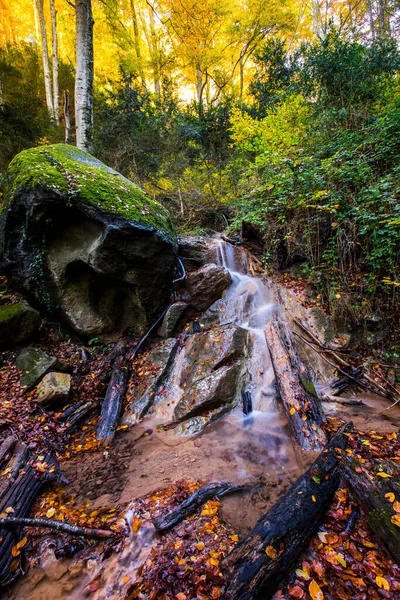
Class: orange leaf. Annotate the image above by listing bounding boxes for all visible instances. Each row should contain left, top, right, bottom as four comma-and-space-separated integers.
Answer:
176, 594, 187, 600
265, 545, 277, 559
391, 514, 400, 527
376, 472, 391, 478
309, 579, 324, 600
393, 501, 400, 513
376, 576, 390, 591
385, 492, 395, 503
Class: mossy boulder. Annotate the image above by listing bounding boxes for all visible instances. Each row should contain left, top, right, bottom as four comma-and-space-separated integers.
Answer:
0, 144, 177, 338
0, 301, 41, 350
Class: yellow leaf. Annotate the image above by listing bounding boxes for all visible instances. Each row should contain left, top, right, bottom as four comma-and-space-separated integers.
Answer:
309, 579, 324, 600
16, 537, 27, 550
289, 407, 296, 416
336, 553, 346, 568
131, 518, 142, 533
385, 492, 395, 503
46, 507, 56, 518
312, 495, 317, 502
376, 576, 390, 591
5, 507, 14, 514
376, 472, 391, 478
391, 514, 400, 527
265, 545, 277, 559
11, 545, 21, 557
296, 568, 310, 581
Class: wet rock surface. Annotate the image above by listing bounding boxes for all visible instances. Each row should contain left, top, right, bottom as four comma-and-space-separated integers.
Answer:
157, 302, 188, 338
0, 301, 41, 350
0, 144, 177, 339
184, 264, 231, 312
178, 236, 215, 268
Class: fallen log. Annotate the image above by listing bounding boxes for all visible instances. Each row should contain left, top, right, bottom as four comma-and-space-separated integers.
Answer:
0, 452, 62, 586
341, 454, 400, 562
0, 517, 115, 539
96, 354, 128, 446
0, 435, 17, 465
153, 482, 248, 534
221, 423, 352, 600
0, 441, 29, 497
61, 400, 97, 430
265, 319, 326, 450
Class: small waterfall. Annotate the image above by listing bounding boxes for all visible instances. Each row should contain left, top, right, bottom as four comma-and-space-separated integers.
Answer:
215, 239, 276, 414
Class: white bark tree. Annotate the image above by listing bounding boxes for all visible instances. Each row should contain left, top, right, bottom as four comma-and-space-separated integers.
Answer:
50, 0, 59, 124
36, 0, 55, 119
75, 0, 94, 151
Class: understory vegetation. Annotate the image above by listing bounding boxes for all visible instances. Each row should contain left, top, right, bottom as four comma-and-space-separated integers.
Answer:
1, 30, 400, 327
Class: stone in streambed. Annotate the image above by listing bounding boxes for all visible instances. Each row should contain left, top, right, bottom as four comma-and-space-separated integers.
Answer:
122, 338, 179, 425
157, 302, 188, 338
185, 264, 231, 312
0, 301, 41, 350
37, 372, 71, 408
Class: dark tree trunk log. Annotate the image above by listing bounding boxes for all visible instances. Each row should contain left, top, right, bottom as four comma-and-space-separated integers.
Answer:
265, 319, 326, 450
0, 517, 114, 539
0, 453, 61, 586
0, 441, 29, 497
61, 400, 97, 430
0, 435, 17, 464
221, 423, 352, 600
341, 454, 400, 563
96, 354, 128, 446
153, 482, 248, 534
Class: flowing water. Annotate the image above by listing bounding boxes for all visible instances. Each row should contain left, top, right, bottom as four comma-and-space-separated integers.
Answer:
5, 239, 304, 600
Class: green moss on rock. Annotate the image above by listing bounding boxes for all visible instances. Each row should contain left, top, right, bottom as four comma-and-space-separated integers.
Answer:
5, 144, 175, 240
0, 301, 41, 350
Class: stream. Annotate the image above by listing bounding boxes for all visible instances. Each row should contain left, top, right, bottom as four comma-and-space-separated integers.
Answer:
5, 239, 400, 600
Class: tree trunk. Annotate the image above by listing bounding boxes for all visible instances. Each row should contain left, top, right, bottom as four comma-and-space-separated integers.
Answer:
366, 0, 376, 39
341, 454, 400, 562
221, 423, 352, 600
96, 354, 128, 446
129, 0, 146, 88
265, 319, 326, 450
148, 4, 160, 95
75, 0, 94, 151
63, 89, 71, 143
50, 0, 59, 124
36, 0, 54, 119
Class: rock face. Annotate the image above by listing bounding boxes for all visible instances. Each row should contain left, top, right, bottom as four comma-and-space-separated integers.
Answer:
0, 144, 177, 339
0, 301, 41, 350
178, 236, 215, 268
122, 338, 179, 424
157, 302, 188, 338
37, 372, 71, 408
184, 264, 231, 312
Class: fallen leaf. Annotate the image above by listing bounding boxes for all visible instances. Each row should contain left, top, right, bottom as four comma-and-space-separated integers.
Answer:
309, 579, 324, 600
376, 576, 390, 591
376, 472, 391, 478
385, 492, 395, 503
265, 545, 277, 559
46, 507, 56, 518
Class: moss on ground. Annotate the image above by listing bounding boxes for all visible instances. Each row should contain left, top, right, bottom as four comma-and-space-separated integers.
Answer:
0, 301, 26, 323
4, 144, 175, 240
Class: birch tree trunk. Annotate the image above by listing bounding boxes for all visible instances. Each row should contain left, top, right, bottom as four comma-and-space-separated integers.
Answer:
366, 0, 376, 39
64, 90, 71, 144
36, 0, 54, 119
129, 0, 146, 88
50, 0, 59, 124
75, 0, 94, 152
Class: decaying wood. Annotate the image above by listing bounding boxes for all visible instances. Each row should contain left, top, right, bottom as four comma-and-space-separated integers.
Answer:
221, 423, 352, 600
265, 319, 326, 450
0, 517, 114, 539
153, 482, 248, 534
0, 452, 62, 586
0, 435, 17, 464
242, 391, 252, 415
0, 441, 29, 498
61, 399, 97, 430
96, 353, 128, 446
341, 454, 400, 562
319, 393, 365, 406
293, 318, 397, 402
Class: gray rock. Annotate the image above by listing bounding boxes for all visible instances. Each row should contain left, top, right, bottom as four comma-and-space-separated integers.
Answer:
122, 338, 179, 424
157, 302, 188, 338
16, 347, 71, 391
0, 301, 41, 350
0, 144, 177, 339
174, 363, 241, 421
37, 372, 71, 408
178, 236, 215, 267
185, 264, 231, 312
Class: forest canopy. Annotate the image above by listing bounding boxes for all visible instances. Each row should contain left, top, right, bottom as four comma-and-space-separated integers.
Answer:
0, 0, 399, 322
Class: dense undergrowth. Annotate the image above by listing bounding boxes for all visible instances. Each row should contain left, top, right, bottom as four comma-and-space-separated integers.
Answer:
1, 30, 399, 333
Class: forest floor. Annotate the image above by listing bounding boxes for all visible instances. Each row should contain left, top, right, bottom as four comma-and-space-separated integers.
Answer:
1, 269, 400, 600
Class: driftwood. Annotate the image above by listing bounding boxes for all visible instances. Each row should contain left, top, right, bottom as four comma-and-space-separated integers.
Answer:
0, 517, 114, 539
0, 452, 62, 586
61, 400, 97, 430
96, 353, 128, 446
319, 393, 365, 406
221, 423, 352, 600
265, 319, 326, 450
153, 482, 248, 534
341, 454, 400, 562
